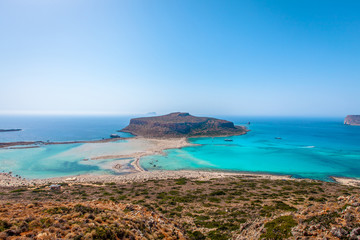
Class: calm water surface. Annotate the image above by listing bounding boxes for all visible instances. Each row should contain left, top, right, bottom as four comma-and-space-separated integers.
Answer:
1, 115, 360, 180
0, 115, 133, 142
141, 117, 360, 181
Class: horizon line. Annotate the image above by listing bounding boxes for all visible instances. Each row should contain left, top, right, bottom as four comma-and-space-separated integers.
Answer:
0, 111, 348, 118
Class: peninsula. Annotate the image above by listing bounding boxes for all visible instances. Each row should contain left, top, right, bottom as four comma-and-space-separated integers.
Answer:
120, 112, 248, 138
0, 129, 21, 132
344, 115, 360, 126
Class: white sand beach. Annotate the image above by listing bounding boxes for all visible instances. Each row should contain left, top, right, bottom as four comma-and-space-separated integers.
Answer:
0, 169, 295, 187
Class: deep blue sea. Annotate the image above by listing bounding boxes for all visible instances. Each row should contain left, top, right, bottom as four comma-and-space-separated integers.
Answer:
0, 115, 133, 142
1, 115, 360, 181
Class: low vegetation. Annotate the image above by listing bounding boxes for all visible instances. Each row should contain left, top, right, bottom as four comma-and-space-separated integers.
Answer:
0, 176, 359, 239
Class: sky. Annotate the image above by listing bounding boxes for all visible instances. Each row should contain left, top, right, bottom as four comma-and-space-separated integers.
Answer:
0, 0, 359, 117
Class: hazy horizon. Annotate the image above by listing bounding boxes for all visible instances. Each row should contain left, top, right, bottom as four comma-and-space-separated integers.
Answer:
0, 111, 350, 119
1, 1, 359, 117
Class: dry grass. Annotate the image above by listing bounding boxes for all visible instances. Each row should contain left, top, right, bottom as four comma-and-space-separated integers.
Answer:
1, 176, 359, 239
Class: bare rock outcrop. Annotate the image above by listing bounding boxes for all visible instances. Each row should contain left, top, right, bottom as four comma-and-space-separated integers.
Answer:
344, 115, 360, 126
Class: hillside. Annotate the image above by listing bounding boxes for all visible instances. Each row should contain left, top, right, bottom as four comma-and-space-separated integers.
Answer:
120, 112, 248, 138
1, 177, 360, 239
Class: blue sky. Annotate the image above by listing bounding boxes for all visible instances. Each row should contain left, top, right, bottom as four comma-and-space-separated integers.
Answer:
0, 0, 359, 116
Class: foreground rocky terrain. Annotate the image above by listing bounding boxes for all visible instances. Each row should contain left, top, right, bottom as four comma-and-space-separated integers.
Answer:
121, 112, 248, 138
1, 176, 360, 239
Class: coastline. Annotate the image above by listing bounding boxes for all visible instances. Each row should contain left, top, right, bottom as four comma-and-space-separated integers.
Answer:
1, 135, 360, 188
1, 167, 359, 188
0, 137, 123, 149
0, 129, 22, 132
131, 156, 144, 172
332, 176, 360, 187
0, 170, 295, 188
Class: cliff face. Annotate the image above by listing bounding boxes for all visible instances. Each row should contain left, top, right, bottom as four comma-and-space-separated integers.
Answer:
121, 112, 248, 138
344, 115, 360, 126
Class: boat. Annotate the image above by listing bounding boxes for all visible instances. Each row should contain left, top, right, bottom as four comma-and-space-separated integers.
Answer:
110, 134, 121, 138
224, 139, 233, 142
275, 137, 282, 140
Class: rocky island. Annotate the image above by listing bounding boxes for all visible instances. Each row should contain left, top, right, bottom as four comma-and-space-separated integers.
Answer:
344, 115, 360, 126
120, 112, 248, 138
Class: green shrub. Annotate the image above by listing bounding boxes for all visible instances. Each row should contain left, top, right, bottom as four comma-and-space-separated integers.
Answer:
274, 201, 297, 212
92, 226, 116, 240
105, 182, 116, 186
261, 215, 297, 239
210, 190, 226, 196
74, 204, 102, 214
175, 178, 187, 185
188, 230, 206, 240
46, 206, 71, 214
207, 230, 230, 240
0, 220, 11, 231
304, 211, 339, 228
10, 188, 27, 193
208, 197, 221, 203
195, 215, 210, 221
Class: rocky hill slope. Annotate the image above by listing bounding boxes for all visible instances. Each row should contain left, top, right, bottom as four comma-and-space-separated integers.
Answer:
344, 115, 360, 126
0, 201, 185, 239
121, 112, 248, 138
1, 176, 360, 239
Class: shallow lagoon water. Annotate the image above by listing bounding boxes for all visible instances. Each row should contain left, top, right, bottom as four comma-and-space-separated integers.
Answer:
1, 116, 360, 180
0, 143, 102, 179
141, 117, 360, 181
0, 139, 151, 179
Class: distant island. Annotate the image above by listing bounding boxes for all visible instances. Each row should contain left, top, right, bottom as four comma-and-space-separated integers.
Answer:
0, 129, 22, 132
120, 112, 248, 138
344, 115, 360, 126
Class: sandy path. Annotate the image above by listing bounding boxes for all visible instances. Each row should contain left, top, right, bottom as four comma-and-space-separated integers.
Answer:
87, 137, 194, 172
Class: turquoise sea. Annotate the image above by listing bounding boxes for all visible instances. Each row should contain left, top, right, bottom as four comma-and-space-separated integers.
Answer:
0, 115, 360, 181
141, 117, 360, 181
0, 115, 135, 178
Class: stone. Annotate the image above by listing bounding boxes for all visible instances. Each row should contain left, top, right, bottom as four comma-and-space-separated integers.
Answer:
350, 227, 360, 240
331, 227, 348, 238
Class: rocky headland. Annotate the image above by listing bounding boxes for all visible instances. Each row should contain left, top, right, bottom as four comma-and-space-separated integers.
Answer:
344, 115, 360, 126
120, 112, 248, 138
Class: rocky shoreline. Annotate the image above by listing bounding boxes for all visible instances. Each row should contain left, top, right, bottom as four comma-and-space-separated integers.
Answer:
0, 170, 293, 187
1, 169, 360, 188
344, 115, 360, 126
0, 137, 122, 149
